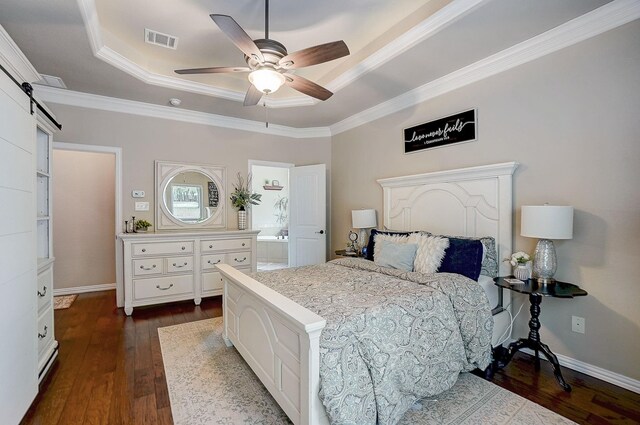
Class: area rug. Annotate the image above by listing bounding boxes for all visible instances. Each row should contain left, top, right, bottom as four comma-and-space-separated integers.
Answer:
159, 318, 576, 425
53, 294, 78, 310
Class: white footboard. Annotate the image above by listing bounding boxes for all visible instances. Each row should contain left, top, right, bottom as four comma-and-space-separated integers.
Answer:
217, 264, 329, 425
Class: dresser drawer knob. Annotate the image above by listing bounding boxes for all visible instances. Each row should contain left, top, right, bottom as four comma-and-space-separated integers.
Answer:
141, 248, 146, 253
173, 262, 188, 268
38, 325, 48, 339
242, 243, 246, 246
140, 264, 156, 271
37, 286, 47, 297
208, 259, 221, 265
209, 244, 213, 248
156, 283, 174, 291
234, 257, 247, 263
181, 246, 186, 250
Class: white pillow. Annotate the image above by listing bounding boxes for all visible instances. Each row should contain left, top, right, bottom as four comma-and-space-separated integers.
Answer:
408, 233, 449, 274
373, 233, 409, 260
374, 233, 449, 273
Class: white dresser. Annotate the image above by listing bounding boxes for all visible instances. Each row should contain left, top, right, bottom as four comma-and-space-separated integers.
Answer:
119, 230, 258, 315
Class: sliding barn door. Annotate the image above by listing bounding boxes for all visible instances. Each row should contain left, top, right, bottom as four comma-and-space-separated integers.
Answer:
0, 72, 38, 423
289, 164, 327, 267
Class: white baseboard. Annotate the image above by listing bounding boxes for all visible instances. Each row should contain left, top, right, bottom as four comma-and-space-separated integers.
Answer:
519, 347, 640, 394
53, 283, 116, 296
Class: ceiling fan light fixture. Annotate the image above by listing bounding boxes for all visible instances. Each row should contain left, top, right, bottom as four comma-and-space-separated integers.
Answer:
248, 68, 285, 94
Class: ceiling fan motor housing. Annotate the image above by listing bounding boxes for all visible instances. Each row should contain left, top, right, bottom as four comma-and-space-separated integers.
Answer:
245, 39, 288, 69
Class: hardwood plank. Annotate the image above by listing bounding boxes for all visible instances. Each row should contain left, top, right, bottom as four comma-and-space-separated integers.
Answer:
20, 290, 640, 425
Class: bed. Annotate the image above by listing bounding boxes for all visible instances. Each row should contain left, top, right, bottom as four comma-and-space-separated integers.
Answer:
217, 162, 519, 425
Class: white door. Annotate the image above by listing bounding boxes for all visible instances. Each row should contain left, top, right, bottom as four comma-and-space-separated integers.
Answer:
289, 164, 326, 267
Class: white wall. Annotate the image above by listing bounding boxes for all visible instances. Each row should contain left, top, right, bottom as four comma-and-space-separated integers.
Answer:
52, 149, 116, 290
331, 21, 640, 381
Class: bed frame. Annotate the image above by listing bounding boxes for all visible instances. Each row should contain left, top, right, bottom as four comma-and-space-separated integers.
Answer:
218, 161, 519, 425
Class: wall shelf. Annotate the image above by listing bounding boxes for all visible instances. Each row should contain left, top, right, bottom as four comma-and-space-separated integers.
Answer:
263, 185, 284, 191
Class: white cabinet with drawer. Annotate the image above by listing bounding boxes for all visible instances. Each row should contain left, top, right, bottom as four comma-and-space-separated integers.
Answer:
120, 230, 258, 315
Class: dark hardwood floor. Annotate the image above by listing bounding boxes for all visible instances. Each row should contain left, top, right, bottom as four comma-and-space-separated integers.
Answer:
22, 291, 640, 424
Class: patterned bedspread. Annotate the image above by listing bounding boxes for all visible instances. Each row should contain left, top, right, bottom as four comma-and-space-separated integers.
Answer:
251, 258, 493, 425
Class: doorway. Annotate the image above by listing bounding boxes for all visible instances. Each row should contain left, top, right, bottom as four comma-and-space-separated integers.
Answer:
52, 143, 122, 296
249, 160, 293, 271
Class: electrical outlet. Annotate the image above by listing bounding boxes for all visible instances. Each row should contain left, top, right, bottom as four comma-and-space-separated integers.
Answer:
572, 316, 585, 334
132, 190, 145, 198
135, 202, 149, 211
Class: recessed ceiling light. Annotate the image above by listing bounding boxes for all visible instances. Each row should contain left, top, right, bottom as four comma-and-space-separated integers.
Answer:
169, 98, 181, 107
145, 28, 178, 50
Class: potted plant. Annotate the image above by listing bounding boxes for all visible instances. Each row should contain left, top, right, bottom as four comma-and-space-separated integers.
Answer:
505, 251, 531, 280
135, 219, 152, 232
230, 172, 262, 230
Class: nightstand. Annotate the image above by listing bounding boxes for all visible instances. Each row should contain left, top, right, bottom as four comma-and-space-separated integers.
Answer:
491, 277, 588, 391
334, 249, 361, 258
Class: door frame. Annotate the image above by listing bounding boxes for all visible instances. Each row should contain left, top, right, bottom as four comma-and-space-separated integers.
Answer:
247, 159, 294, 230
53, 142, 123, 305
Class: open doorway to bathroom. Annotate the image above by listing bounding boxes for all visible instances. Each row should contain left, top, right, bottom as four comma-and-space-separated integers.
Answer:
249, 160, 293, 271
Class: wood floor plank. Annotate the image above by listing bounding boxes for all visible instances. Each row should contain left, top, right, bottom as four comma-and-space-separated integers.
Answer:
21, 290, 640, 425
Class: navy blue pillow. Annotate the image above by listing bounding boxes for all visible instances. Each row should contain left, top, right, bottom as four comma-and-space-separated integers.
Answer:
365, 229, 413, 261
438, 238, 484, 281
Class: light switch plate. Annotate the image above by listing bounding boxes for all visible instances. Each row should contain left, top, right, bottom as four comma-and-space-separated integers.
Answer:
132, 190, 145, 198
135, 202, 149, 211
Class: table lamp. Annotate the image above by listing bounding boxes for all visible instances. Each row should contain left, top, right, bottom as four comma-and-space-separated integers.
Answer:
352, 209, 377, 253
521, 205, 573, 284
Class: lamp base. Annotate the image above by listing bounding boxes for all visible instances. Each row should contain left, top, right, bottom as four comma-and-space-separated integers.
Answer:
536, 277, 556, 285
533, 239, 558, 283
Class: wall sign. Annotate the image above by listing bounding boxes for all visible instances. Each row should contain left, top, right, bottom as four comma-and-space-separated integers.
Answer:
404, 109, 476, 154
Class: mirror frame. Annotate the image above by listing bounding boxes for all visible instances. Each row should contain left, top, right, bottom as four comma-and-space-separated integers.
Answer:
155, 160, 227, 230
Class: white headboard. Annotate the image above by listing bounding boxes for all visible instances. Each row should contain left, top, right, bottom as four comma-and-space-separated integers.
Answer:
377, 162, 518, 277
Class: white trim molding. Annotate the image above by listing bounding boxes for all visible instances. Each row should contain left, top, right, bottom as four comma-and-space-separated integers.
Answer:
520, 348, 640, 394
75, 0, 482, 108
53, 283, 116, 296
0, 24, 40, 83
330, 0, 640, 135
36, 85, 331, 139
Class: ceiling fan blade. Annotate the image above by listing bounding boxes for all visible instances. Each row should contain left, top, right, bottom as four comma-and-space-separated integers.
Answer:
175, 66, 251, 75
285, 74, 333, 101
279, 40, 349, 69
243, 84, 263, 106
210, 14, 265, 63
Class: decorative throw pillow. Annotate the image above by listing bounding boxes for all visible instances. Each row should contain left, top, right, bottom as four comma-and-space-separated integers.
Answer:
438, 238, 484, 281
374, 240, 418, 272
373, 233, 409, 260
407, 233, 450, 274
423, 232, 498, 278
367, 229, 415, 261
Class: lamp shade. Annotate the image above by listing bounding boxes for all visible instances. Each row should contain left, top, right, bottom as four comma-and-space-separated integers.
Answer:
521, 205, 573, 240
352, 209, 377, 229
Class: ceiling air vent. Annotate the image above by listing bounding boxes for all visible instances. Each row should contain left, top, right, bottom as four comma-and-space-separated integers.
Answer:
145, 28, 178, 50
35, 74, 67, 89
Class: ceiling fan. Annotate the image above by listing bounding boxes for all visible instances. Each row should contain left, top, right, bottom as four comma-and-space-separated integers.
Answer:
175, 0, 350, 106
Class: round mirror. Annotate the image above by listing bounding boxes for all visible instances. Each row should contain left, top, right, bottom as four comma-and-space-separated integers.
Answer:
162, 171, 220, 224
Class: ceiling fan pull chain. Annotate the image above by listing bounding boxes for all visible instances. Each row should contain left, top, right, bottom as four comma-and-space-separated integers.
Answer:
264, 99, 269, 128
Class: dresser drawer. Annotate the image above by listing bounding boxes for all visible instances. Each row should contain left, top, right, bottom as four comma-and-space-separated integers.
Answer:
37, 306, 54, 355
226, 252, 252, 268
133, 258, 163, 276
133, 275, 193, 300
37, 267, 53, 313
202, 271, 224, 293
202, 238, 251, 253
167, 256, 193, 273
202, 254, 225, 271
132, 241, 193, 256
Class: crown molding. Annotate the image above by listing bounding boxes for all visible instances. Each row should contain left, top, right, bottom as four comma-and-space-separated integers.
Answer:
35, 85, 331, 139
330, 0, 640, 135
0, 24, 40, 83
327, 0, 484, 94
75, 0, 482, 108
